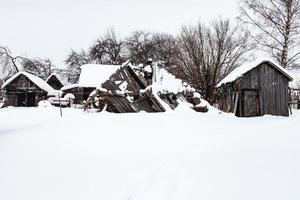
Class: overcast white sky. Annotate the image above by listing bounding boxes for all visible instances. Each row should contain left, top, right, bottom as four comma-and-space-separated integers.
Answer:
0, 0, 239, 68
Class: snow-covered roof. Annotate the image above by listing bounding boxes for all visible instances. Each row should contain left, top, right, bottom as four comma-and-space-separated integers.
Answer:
1, 71, 55, 95
217, 58, 293, 87
145, 63, 201, 112
151, 67, 195, 94
78, 64, 120, 88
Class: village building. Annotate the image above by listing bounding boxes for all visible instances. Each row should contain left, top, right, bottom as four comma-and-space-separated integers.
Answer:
45, 73, 64, 90
1, 71, 55, 107
217, 59, 293, 117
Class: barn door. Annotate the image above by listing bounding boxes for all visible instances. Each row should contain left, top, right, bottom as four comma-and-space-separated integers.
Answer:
17, 93, 26, 107
27, 93, 36, 107
242, 89, 260, 117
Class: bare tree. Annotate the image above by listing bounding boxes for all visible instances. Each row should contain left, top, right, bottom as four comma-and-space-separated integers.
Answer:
90, 28, 125, 65
173, 19, 253, 103
0, 46, 24, 80
1, 45, 56, 81
125, 31, 156, 65
21, 58, 54, 79
152, 33, 178, 66
124, 31, 179, 66
65, 49, 91, 83
240, 0, 300, 68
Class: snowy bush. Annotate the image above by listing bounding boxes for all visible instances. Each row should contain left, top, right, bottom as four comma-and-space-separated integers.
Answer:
38, 100, 53, 107
64, 93, 76, 100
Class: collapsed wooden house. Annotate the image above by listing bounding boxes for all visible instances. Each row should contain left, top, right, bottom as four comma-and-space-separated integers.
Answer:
84, 61, 202, 113
217, 59, 293, 117
46, 73, 64, 90
85, 61, 165, 113
1, 72, 55, 107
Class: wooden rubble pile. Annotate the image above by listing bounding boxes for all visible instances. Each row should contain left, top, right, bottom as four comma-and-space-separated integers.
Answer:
84, 62, 205, 113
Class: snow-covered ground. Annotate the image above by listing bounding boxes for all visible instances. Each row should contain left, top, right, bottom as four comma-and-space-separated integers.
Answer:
0, 107, 299, 200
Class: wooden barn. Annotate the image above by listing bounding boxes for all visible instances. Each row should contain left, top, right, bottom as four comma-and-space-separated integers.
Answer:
46, 73, 64, 90
217, 59, 293, 117
1, 71, 55, 107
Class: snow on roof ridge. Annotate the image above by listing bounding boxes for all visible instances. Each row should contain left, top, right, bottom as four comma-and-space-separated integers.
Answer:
1, 71, 55, 95
217, 58, 293, 87
45, 73, 60, 82
151, 64, 196, 95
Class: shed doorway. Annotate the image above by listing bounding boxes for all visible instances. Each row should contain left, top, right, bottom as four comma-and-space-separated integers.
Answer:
27, 93, 36, 107
242, 89, 261, 117
17, 93, 26, 106
17, 93, 37, 107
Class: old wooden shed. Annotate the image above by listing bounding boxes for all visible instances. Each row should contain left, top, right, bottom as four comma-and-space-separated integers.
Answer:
217, 59, 293, 117
1, 71, 55, 107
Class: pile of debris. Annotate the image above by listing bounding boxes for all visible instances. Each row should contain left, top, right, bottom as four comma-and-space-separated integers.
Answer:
84, 60, 208, 113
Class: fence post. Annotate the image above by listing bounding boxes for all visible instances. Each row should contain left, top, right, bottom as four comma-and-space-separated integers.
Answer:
58, 92, 63, 117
